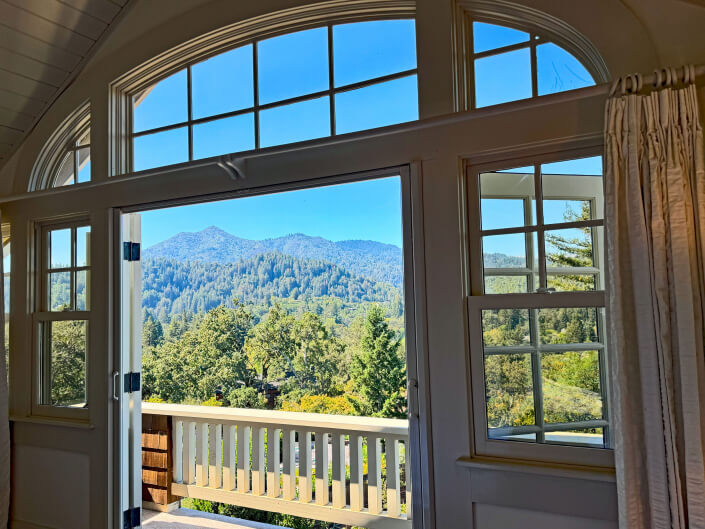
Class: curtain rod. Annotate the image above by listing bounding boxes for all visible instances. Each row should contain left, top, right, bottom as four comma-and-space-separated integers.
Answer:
609, 64, 705, 96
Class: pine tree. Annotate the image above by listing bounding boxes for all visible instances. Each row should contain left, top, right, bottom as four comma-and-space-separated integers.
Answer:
351, 305, 407, 418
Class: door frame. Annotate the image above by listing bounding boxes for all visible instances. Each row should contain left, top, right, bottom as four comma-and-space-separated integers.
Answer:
112, 162, 435, 528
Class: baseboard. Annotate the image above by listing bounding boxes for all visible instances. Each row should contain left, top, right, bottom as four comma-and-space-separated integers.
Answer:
11, 520, 56, 529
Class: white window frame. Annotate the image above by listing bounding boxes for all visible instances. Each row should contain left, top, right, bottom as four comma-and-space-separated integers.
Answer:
452, 0, 610, 112
465, 148, 613, 468
31, 218, 91, 421
130, 19, 418, 170
109, 0, 416, 177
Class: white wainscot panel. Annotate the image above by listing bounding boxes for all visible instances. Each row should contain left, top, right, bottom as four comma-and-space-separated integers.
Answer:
11, 446, 90, 529
474, 504, 618, 529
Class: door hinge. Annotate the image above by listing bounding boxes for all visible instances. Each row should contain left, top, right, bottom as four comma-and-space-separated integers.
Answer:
123, 241, 141, 262
124, 372, 141, 393
123, 507, 140, 529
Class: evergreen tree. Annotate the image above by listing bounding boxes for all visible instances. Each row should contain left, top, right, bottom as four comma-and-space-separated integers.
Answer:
244, 304, 296, 386
142, 310, 164, 348
351, 305, 407, 418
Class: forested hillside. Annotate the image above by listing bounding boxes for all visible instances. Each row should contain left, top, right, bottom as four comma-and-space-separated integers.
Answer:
144, 227, 404, 287
142, 252, 403, 323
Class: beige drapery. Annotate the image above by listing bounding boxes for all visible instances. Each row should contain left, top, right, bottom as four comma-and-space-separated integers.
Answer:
605, 67, 705, 529
0, 210, 8, 529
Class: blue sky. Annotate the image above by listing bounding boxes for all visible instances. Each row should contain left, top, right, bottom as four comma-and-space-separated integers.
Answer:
134, 20, 599, 255
141, 176, 403, 248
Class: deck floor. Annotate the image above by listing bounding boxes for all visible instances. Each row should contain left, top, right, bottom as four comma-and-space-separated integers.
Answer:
142, 508, 285, 529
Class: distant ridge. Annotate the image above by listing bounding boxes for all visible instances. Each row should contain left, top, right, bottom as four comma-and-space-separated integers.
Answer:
143, 227, 403, 287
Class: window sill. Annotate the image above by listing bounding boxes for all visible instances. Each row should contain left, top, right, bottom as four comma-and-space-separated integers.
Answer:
456, 455, 616, 482
10, 414, 94, 430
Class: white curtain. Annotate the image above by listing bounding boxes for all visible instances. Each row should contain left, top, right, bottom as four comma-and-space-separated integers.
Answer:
0, 210, 8, 529
605, 67, 705, 529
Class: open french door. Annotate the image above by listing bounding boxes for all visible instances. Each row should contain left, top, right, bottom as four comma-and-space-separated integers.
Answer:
120, 213, 142, 528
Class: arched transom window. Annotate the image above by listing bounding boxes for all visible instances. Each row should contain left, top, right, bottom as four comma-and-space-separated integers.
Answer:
29, 102, 91, 191
470, 21, 595, 108
130, 19, 418, 172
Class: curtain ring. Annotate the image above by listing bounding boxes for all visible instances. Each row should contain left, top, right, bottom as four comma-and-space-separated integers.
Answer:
683, 65, 690, 84
653, 69, 662, 89
635, 73, 643, 93
609, 78, 620, 97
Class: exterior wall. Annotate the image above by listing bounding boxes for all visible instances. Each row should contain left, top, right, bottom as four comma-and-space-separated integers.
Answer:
3, 1, 705, 529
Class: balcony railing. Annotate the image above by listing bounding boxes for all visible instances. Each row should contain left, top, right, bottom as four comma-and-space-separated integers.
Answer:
142, 402, 411, 529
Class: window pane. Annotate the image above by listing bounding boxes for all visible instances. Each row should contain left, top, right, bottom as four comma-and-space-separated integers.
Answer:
257, 27, 329, 105
55, 151, 75, 187
133, 70, 188, 133
475, 48, 532, 107
484, 275, 529, 294
545, 227, 594, 268
192, 45, 254, 119
193, 114, 255, 159
547, 273, 596, 292
76, 147, 90, 184
335, 75, 418, 134
50, 229, 71, 269
133, 127, 189, 171
538, 307, 600, 345
541, 350, 603, 424
482, 309, 530, 346
76, 226, 90, 267
484, 353, 534, 429
537, 43, 594, 96
481, 198, 526, 231
542, 156, 603, 219
473, 22, 529, 54
545, 429, 604, 447
333, 19, 416, 87
483, 233, 526, 268
40, 320, 86, 407
49, 272, 71, 311
543, 199, 592, 225
259, 97, 330, 148
76, 270, 89, 311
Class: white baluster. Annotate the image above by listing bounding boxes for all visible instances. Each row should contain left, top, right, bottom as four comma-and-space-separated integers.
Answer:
349, 434, 363, 511
252, 426, 265, 495
267, 428, 281, 498
208, 424, 222, 488
315, 433, 329, 505
173, 419, 183, 484
367, 436, 382, 515
386, 438, 401, 517
237, 425, 251, 493
299, 431, 312, 503
195, 422, 209, 487
282, 429, 296, 500
331, 433, 346, 509
404, 440, 412, 519
223, 424, 236, 491
183, 421, 195, 484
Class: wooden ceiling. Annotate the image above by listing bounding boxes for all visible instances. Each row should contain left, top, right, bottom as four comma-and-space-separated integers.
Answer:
0, 0, 129, 168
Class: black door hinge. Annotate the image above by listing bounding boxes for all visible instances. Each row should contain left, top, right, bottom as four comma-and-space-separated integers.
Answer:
123, 507, 140, 529
123, 241, 141, 262
124, 372, 141, 393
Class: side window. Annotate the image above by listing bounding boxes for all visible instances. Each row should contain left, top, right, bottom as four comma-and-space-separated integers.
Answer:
33, 221, 91, 417
130, 19, 418, 172
467, 154, 611, 466
30, 102, 91, 191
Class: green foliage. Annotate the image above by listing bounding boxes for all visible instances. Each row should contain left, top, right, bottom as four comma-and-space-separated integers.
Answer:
280, 394, 360, 415
49, 320, 86, 406
350, 305, 407, 418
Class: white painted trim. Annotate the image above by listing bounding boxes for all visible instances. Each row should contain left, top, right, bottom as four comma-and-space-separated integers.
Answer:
456, 456, 616, 482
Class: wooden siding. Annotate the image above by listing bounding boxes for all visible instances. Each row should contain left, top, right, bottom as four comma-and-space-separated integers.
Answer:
0, 0, 128, 165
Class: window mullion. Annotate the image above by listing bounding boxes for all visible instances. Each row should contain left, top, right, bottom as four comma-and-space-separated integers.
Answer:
529, 308, 545, 443
327, 24, 336, 136
187, 65, 194, 161
534, 164, 547, 290
530, 35, 538, 98
253, 42, 260, 150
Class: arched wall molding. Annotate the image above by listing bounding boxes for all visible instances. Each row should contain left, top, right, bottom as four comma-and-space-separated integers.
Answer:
452, 0, 610, 112
108, 0, 415, 177
28, 102, 90, 192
